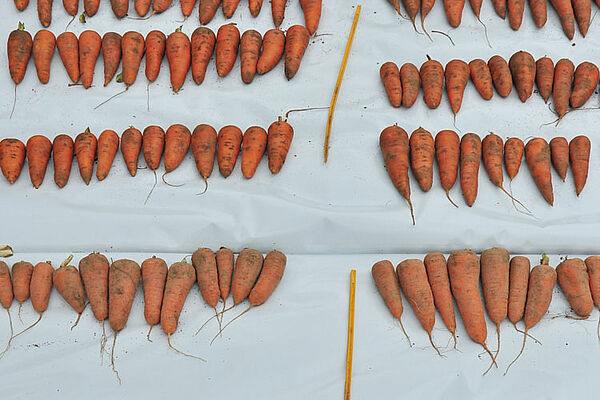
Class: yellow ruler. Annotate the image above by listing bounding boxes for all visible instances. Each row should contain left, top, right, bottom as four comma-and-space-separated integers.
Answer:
344, 269, 357, 400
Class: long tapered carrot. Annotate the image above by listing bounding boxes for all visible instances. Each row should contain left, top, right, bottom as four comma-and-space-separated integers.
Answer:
79, 30, 101, 89
550, 0, 575, 39
435, 130, 460, 207
135, 0, 152, 16
109, 259, 140, 333
569, 135, 590, 196
84, 0, 100, 16
74, 128, 97, 185
8, 23, 32, 86
96, 130, 119, 181
410, 127, 434, 192
572, 0, 590, 37
570, 62, 599, 108
550, 137, 569, 181
482, 133, 526, 206
199, 0, 221, 24
79, 253, 110, 322
460, 133, 481, 207
56, 32, 79, 84
240, 30, 262, 84
164, 124, 191, 174
30, 262, 53, 319
143, 126, 165, 171
509, 51, 535, 102
12, 261, 33, 309
37, 0, 53, 27
141, 256, 167, 339
102, 32, 122, 87
421, 0, 436, 33
216, 24, 240, 77
267, 118, 294, 174
584, 257, 600, 334
469, 59, 494, 100
380, 62, 402, 108
488, 55, 513, 98
529, 0, 547, 27
445, 59, 469, 117
0, 261, 13, 356
111, 0, 128, 18
192, 248, 220, 308
53, 134, 73, 188
167, 27, 191, 93
504, 137, 524, 181
181, 0, 198, 17
420, 56, 443, 109
508, 256, 530, 325
400, 63, 420, 108
424, 252, 457, 345
557, 258, 593, 317
217, 125, 242, 178
26, 135, 52, 189
491, 0, 507, 17
285, 25, 310, 80
0, 139, 26, 184
223, 0, 241, 18
122, 31, 145, 88
216, 248, 234, 301
145, 31, 166, 83
191, 27, 215, 85
32, 30, 55, 84
241, 126, 267, 179
120, 127, 142, 177
232, 249, 264, 305
247, 250, 286, 307
257, 29, 285, 75
300, 0, 322, 35
525, 138, 553, 205
553, 58, 574, 121
272, 0, 287, 27
508, 0, 526, 29
191, 124, 217, 185
536, 57, 554, 104
372, 260, 411, 343
443, 0, 466, 27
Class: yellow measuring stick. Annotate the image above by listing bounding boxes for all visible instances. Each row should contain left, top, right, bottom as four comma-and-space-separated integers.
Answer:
344, 269, 357, 400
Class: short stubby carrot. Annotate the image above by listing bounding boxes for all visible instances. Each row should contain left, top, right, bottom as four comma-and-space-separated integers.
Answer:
248, 0, 262, 15
111, 0, 129, 18
79, 30, 101, 89
549, 137, 569, 181
300, 0, 322, 35
38, 0, 53, 27
272, 0, 287, 27
248, 250, 286, 306
143, 125, 166, 171
14, 0, 30, 11
30, 262, 53, 315
74, 128, 97, 185
53, 256, 86, 317
62, 0, 78, 17
240, 30, 262, 84
7, 23, 33, 85
79, 252, 110, 321
26, 135, 52, 189
504, 137, 524, 181
12, 261, 34, 306
491, 0, 507, 17
508, 256, 530, 325
584, 256, 600, 311
164, 124, 191, 173
285, 25, 310, 80
424, 252, 457, 343
460, 133, 481, 207
488, 55, 513, 98
443, 0, 466, 27
508, 51, 535, 102
216, 247, 234, 300
529, 0, 547, 27
102, 32, 122, 87
535, 57, 554, 104
56, 32, 79, 84
409, 127, 434, 192
572, 0, 591, 37
481, 247, 510, 357
199, 0, 222, 24
550, 0, 575, 39
191, 124, 217, 182
222, 0, 241, 18
192, 248, 220, 308
508, 0, 526, 29
181, 0, 198, 17
191, 27, 215, 85
267, 118, 294, 174
241, 126, 267, 179
557, 258, 594, 317
166, 28, 191, 93
216, 24, 240, 78
153, 0, 173, 13
122, 31, 145, 88
570, 62, 599, 108
445, 59, 469, 116
0, 139, 26, 184
96, 130, 119, 181
257, 29, 285, 75
109, 259, 141, 332
525, 138, 553, 205
53, 135, 73, 188
372, 260, 411, 342
420, 56, 443, 109
135, 0, 152, 16
217, 125, 243, 178
569, 135, 590, 196
435, 130, 460, 207
145, 31, 166, 83
231, 248, 264, 305
380, 62, 402, 108
160, 260, 196, 335
84, 0, 100, 16
469, 59, 493, 100
32, 30, 56, 84
400, 63, 420, 108
141, 256, 168, 330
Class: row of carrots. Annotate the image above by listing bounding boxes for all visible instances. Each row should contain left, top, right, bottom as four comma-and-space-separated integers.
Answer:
380, 126, 590, 223
15, 0, 321, 33
387, 0, 593, 39
7, 24, 311, 93
0, 248, 286, 370
380, 52, 598, 121
0, 120, 294, 188
373, 250, 600, 373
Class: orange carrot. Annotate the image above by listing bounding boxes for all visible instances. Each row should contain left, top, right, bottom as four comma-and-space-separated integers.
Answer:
160, 260, 196, 345
222, 0, 240, 18
380, 125, 415, 224
557, 258, 593, 317
102, 32, 122, 87
231, 249, 263, 305
12, 261, 33, 308
7, 23, 32, 85
572, 0, 590, 37
488, 55, 513, 98
504, 137, 524, 181
181, 0, 198, 17
191, 27, 215, 85
409, 127, 434, 192
469, 0, 483, 21
109, 259, 140, 332
191, 124, 217, 184
74, 128, 97, 185
240, 30, 262, 84
372, 260, 411, 342
550, 137, 569, 181
481, 247, 509, 362
79, 253, 109, 322
135, 0, 152, 16
285, 25, 310, 80
30, 262, 53, 316
267, 118, 294, 174
508, 0, 526, 29
217, 125, 242, 178
491, 0, 507, 17
445, 59, 469, 117
0, 139, 26, 184
535, 57, 554, 104
257, 29, 285, 75
145, 31, 166, 83
96, 130, 119, 181
192, 248, 220, 308
508, 51, 535, 102
167, 27, 191, 93
122, 31, 145, 88
460, 133, 481, 207
272, 0, 287, 27
508, 256, 530, 325
56, 32, 79, 84
400, 63, 420, 108
249, 0, 263, 16
153, 0, 173, 13
424, 252, 457, 344
469, 59, 494, 100
216, 247, 234, 301
584, 256, 600, 317
26, 135, 52, 189
120, 127, 142, 177
32, 30, 55, 84
53, 134, 73, 188
553, 58, 574, 121
248, 250, 286, 306
529, 0, 547, 27
141, 256, 167, 338
216, 24, 240, 78
380, 62, 402, 108
164, 124, 191, 173
242, 126, 267, 179
199, 0, 222, 24
37, 0, 53, 27
79, 30, 101, 89
570, 62, 599, 108
53, 256, 86, 319
421, 0, 436, 32
569, 135, 590, 196
435, 130, 460, 207
14, 0, 29, 11
482, 132, 524, 203
420, 56, 443, 109
84, 0, 100, 16
443, 0, 466, 27
300, 0, 322, 35
110, 0, 128, 18
550, 0, 575, 39
525, 138, 553, 205
143, 125, 165, 171
0, 261, 13, 354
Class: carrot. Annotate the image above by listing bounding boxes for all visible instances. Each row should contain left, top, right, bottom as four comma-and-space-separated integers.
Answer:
257, 29, 285, 75
420, 56, 443, 109
435, 130, 460, 207
181, 0, 198, 17
242, 126, 267, 179
84, 0, 100, 16
222, 0, 240, 18
460, 133, 481, 207
570, 62, 599, 108
249, 0, 263, 16
550, 0, 575, 39
135, 0, 152, 16
584, 256, 600, 333
300, 0, 322, 35
52, 135, 73, 188
284, 25, 310, 80
488, 55, 513, 98
164, 124, 191, 173
216, 125, 242, 178
122, 31, 145, 88
153, 0, 173, 13
421, 0, 436, 32
96, 130, 119, 181
481, 247, 509, 365
508, 0, 526, 29
79, 252, 110, 322
191, 27, 215, 85
216, 247, 234, 301
508, 256, 530, 325
240, 30, 262, 84
549, 137, 569, 181
380, 126, 415, 224
267, 118, 294, 174
447, 250, 496, 366
26, 135, 52, 189
53, 255, 86, 321
509, 51, 535, 102
380, 62, 402, 108
569, 135, 590, 196
7, 23, 32, 85
110, 0, 128, 18
557, 258, 593, 317
424, 252, 457, 345
505, 255, 556, 374
12, 261, 33, 308
199, 0, 221, 24
482, 132, 526, 205
167, 27, 191, 93
56, 32, 78, 84
572, 0, 590, 37
0, 260, 13, 321
192, 248, 220, 308
529, 0, 547, 27
525, 137, 553, 205
272, 0, 287, 27
397, 259, 440, 355
102, 32, 122, 86
443, 0, 466, 27
143, 125, 165, 171
372, 260, 411, 342
14, 0, 29, 11
248, 250, 286, 306
400, 63, 420, 108
30, 261, 53, 315
79, 30, 101, 89
491, 0, 507, 17
191, 124, 217, 185
504, 137, 524, 181
535, 57, 554, 103
409, 127, 434, 192
141, 256, 167, 340
109, 259, 140, 332
37, 0, 53, 27
119, 127, 142, 177
232, 249, 264, 305
32, 30, 55, 84
469, 59, 494, 100
0, 139, 26, 184
216, 24, 240, 78
74, 128, 97, 185
553, 59, 574, 121
145, 31, 166, 83
445, 59, 469, 117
